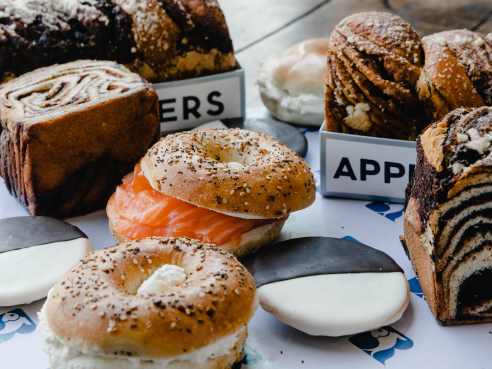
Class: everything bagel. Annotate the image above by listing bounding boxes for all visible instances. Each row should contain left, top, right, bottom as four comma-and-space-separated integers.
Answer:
107, 128, 315, 256
40, 237, 257, 369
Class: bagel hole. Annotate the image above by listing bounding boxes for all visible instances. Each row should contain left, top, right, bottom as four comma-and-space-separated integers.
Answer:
115, 253, 187, 295
219, 154, 246, 168
122, 273, 154, 295
205, 144, 247, 168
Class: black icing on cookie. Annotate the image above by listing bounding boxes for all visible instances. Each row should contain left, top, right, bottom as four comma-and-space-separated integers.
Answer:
242, 237, 403, 287
0, 216, 87, 253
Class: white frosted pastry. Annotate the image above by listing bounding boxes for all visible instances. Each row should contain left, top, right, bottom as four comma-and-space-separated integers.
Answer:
257, 38, 329, 126
0, 217, 92, 306
244, 237, 410, 336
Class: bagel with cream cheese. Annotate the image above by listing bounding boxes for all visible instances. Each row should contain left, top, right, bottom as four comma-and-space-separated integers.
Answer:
107, 128, 316, 257
40, 237, 257, 369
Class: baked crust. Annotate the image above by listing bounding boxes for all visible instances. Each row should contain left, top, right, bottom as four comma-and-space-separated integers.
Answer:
0, 0, 237, 82
43, 237, 256, 358
324, 11, 426, 140
0, 60, 160, 217
403, 198, 441, 319
140, 128, 316, 219
419, 120, 448, 171
418, 30, 491, 120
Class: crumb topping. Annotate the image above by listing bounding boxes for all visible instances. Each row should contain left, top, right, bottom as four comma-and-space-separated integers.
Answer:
0, 0, 235, 81
423, 30, 492, 106
443, 107, 492, 176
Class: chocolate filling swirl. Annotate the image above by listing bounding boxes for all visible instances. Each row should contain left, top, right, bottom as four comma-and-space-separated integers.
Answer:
406, 106, 492, 322
2, 60, 146, 122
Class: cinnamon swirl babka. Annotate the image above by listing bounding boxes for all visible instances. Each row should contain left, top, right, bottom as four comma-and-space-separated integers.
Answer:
404, 106, 492, 324
0, 60, 159, 217
323, 12, 492, 140
417, 30, 492, 121
324, 12, 428, 140
0, 0, 237, 82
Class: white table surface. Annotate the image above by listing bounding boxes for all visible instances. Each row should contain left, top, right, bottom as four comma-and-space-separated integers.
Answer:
1, 125, 491, 369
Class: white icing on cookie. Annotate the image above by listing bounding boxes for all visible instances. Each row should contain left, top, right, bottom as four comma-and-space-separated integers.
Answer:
0, 238, 92, 306
257, 272, 409, 336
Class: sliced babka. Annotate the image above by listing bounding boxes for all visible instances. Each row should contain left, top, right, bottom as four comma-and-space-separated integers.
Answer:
404, 106, 492, 324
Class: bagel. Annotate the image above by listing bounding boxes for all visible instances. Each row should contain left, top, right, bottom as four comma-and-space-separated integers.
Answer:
40, 237, 257, 369
107, 128, 315, 256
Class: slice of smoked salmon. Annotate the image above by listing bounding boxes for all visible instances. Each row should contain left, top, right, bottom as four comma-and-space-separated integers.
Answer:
107, 164, 269, 246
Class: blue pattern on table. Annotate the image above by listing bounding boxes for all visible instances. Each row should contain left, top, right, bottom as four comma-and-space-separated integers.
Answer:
408, 277, 424, 298
0, 309, 36, 344
349, 326, 414, 365
366, 202, 404, 222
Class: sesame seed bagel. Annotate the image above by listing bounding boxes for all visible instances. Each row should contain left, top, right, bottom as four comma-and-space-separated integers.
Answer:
140, 128, 316, 219
40, 237, 257, 367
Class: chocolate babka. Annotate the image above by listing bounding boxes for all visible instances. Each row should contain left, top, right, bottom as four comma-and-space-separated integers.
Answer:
404, 106, 492, 324
324, 12, 492, 140
0, 60, 159, 217
417, 30, 492, 121
324, 12, 428, 140
0, 0, 237, 82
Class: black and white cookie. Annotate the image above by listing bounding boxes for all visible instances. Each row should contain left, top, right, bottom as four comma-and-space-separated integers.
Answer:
0, 217, 92, 306
243, 237, 409, 336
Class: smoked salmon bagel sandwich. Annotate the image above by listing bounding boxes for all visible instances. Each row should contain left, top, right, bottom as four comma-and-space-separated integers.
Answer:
107, 128, 315, 257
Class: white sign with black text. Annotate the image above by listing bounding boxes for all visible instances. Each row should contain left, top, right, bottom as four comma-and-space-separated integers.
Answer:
153, 69, 245, 133
320, 130, 416, 203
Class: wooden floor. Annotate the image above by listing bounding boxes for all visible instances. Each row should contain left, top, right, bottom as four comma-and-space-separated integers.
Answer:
218, 0, 492, 110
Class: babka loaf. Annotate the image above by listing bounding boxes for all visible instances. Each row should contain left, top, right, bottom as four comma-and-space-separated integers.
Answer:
0, 0, 237, 82
324, 12, 428, 140
404, 106, 492, 324
324, 12, 492, 140
0, 60, 159, 217
417, 30, 492, 121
